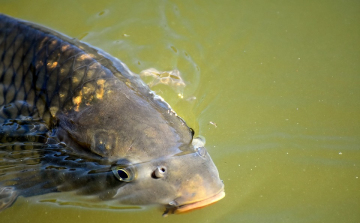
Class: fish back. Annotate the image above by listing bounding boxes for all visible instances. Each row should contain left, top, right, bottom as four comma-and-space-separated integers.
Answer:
0, 14, 124, 124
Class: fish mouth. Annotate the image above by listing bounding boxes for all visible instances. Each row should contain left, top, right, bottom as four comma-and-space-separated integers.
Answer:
175, 190, 225, 213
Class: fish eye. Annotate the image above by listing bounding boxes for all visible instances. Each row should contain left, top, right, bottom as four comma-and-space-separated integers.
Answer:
112, 166, 134, 182
196, 147, 207, 158
151, 166, 167, 179
118, 169, 129, 179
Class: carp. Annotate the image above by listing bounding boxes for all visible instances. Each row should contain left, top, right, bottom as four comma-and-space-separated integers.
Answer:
0, 14, 224, 215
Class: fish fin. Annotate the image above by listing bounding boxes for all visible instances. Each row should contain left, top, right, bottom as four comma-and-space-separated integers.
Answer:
0, 187, 18, 212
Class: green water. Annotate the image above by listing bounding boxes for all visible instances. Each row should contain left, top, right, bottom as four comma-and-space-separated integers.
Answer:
1, 0, 359, 222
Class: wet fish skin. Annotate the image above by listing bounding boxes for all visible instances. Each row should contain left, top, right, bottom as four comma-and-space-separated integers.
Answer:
0, 14, 133, 123
0, 14, 191, 161
0, 14, 224, 213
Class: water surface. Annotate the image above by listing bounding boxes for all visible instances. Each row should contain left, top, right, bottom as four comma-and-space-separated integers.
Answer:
0, 0, 359, 222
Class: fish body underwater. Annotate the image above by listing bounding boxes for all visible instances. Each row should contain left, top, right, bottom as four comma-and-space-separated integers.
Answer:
0, 14, 224, 215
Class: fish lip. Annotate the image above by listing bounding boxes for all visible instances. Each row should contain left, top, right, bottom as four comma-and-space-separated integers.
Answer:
174, 190, 226, 213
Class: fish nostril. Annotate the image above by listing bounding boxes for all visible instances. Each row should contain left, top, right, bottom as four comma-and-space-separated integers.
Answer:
152, 166, 167, 179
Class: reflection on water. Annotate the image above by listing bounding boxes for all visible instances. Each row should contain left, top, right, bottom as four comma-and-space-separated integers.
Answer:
0, 118, 48, 184
1, 0, 360, 223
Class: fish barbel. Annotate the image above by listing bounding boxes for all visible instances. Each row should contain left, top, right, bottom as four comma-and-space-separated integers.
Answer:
0, 14, 224, 215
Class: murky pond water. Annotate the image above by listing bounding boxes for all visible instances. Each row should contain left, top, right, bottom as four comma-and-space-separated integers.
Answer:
1, 0, 359, 222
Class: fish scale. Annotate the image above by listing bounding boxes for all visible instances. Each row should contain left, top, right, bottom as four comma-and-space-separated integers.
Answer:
0, 15, 115, 123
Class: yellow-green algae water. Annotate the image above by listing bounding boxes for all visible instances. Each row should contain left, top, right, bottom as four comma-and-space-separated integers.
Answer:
1, 0, 359, 222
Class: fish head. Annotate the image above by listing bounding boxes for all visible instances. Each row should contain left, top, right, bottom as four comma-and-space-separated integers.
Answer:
111, 138, 225, 214
56, 79, 225, 213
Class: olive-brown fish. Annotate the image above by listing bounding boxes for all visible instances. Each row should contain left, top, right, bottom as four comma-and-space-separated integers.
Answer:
0, 14, 225, 215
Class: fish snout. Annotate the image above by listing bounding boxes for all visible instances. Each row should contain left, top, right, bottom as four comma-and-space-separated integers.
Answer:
170, 170, 225, 214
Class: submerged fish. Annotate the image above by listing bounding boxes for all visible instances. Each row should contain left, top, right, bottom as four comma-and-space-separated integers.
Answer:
0, 14, 224, 215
